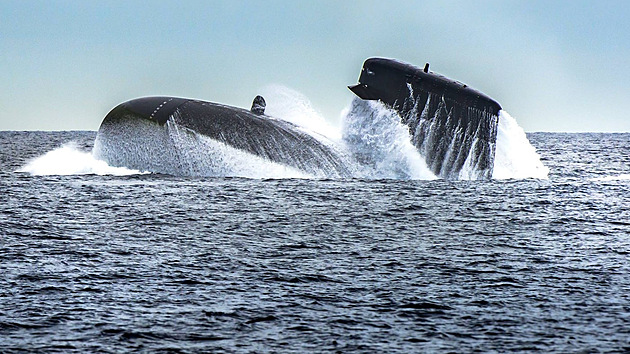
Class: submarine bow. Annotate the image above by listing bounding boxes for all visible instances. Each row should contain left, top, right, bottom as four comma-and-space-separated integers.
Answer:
93, 96, 351, 178
349, 57, 501, 179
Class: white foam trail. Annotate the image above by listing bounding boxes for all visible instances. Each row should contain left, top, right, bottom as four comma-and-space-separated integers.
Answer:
590, 174, 630, 182
259, 84, 341, 142
17, 142, 144, 176
341, 98, 436, 180
493, 111, 549, 179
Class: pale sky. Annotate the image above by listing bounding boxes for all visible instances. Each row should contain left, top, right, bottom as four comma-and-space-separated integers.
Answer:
1, 0, 629, 132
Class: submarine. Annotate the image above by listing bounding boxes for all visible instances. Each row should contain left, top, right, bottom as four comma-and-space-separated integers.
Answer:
93, 95, 351, 177
94, 58, 502, 179
349, 58, 501, 179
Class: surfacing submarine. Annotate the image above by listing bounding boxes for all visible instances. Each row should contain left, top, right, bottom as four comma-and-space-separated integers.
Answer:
94, 95, 351, 177
349, 58, 501, 179
94, 57, 502, 179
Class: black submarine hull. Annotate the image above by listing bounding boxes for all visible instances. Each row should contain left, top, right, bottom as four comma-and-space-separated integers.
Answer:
349, 58, 501, 179
95, 58, 502, 179
94, 97, 351, 177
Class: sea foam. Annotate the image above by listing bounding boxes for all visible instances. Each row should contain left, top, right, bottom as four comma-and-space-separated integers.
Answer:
17, 142, 144, 176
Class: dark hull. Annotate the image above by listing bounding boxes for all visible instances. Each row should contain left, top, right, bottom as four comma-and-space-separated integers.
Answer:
349, 58, 500, 179
95, 97, 350, 177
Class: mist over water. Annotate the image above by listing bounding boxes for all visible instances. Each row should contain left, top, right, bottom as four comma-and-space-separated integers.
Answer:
18, 86, 547, 180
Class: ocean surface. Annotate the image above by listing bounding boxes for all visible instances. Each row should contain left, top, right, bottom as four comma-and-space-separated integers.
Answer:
1, 130, 630, 352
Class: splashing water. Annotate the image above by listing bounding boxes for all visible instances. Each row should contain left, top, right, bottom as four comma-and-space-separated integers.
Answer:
19, 87, 547, 180
259, 85, 341, 142
341, 98, 436, 180
493, 111, 549, 179
92, 116, 312, 179
164, 119, 313, 179
399, 89, 499, 180
17, 142, 143, 176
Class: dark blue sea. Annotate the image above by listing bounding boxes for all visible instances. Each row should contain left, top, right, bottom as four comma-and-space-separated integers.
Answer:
1, 131, 629, 352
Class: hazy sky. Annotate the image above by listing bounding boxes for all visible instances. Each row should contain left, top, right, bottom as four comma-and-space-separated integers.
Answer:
1, 0, 629, 132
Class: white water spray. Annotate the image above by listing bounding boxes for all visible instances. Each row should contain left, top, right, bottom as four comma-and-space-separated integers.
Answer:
259, 85, 341, 142
17, 142, 144, 176
341, 98, 436, 180
493, 111, 549, 179
93, 116, 312, 179
19, 87, 548, 181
